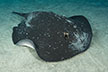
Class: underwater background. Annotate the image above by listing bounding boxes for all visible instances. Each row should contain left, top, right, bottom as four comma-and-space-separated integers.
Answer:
0, 0, 108, 72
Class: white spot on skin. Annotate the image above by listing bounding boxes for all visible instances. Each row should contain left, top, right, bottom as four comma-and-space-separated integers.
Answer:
53, 48, 56, 50
73, 25, 77, 28
58, 17, 61, 20
64, 21, 68, 23
37, 37, 39, 39
60, 35, 62, 37
57, 19, 59, 21
61, 57, 64, 60
46, 51, 50, 54
44, 33, 47, 36
32, 37, 35, 39
41, 20, 44, 22
69, 41, 72, 43
47, 29, 50, 31
57, 32, 60, 34
46, 33, 49, 35
81, 25, 83, 27
51, 16, 55, 19
39, 34, 42, 36
48, 20, 51, 23
54, 14, 58, 17
55, 42, 57, 44
59, 41, 61, 43
46, 33, 51, 37
49, 45, 51, 47
48, 34, 51, 37
61, 44, 63, 46
66, 19, 72, 23
26, 33, 28, 35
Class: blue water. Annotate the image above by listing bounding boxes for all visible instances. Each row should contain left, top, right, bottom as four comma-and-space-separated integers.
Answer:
0, 0, 108, 18
0, 0, 108, 6
0, 0, 108, 11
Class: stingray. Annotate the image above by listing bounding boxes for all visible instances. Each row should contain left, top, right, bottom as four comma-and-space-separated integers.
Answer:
12, 11, 92, 62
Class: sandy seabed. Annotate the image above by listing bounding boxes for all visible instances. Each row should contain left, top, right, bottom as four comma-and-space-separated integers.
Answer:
0, 0, 108, 72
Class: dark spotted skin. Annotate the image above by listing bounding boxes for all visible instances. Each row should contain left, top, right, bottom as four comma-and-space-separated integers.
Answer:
12, 11, 92, 62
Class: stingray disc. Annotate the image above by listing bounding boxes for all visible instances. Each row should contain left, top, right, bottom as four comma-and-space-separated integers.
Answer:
12, 11, 92, 62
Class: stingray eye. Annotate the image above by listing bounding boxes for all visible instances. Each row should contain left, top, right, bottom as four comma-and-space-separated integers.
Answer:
64, 32, 69, 39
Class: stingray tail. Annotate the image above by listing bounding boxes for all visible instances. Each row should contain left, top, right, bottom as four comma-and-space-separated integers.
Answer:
12, 11, 28, 18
